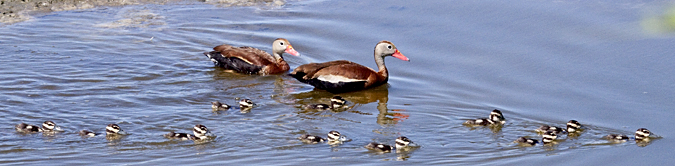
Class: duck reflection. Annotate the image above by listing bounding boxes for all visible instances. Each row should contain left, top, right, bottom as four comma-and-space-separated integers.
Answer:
288, 84, 409, 126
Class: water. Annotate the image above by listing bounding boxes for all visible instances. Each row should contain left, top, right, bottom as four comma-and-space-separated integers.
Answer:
1, 0, 674, 165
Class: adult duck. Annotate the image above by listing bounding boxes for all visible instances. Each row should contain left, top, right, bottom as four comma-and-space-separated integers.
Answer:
290, 41, 409, 93
204, 38, 300, 75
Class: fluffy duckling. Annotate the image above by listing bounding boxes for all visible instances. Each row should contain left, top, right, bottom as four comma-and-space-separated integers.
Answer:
303, 103, 331, 110
463, 109, 506, 126
326, 130, 348, 142
365, 142, 393, 153
330, 96, 347, 109
365, 136, 416, 152
298, 130, 348, 144
535, 125, 564, 135
106, 124, 128, 135
542, 131, 558, 144
211, 101, 231, 111
297, 134, 326, 143
394, 136, 417, 149
165, 124, 215, 141
514, 137, 539, 146
79, 130, 97, 137
15, 121, 63, 133
304, 96, 348, 110
239, 99, 254, 108
566, 120, 582, 133
634, 128, 651, 141
604, 134, 629, 142
15, 123, 41, 133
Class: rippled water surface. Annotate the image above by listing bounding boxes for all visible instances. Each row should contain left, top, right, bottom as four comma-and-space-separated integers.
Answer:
1, 0, 674, 165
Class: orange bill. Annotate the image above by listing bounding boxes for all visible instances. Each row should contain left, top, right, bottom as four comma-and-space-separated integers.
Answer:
285, 45, 300, 56
392, 49, 409, 61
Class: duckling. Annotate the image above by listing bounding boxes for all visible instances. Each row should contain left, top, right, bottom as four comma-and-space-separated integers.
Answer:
604, 133, 629, 142
211, 101, 231, 111
542, 131, 558, 144
330, 96, 347, 109
303, 103, 331, 110
239, 99, 254, 108
463, 109, 505, 126
394, 136, 416, 149
304, 96, 348, 110
164, 131, 195, 140
192, 124, 215, 139
566, 120, 582, 133
165, 124, 215, 141
535, 125, 564, 135
15, 123, 40, 133
15, 121, 62, 133
79, 130, 97, 137
365, 142, 393, 153
326, 130, 348, 142
40, 121, 63, 132
634, 128, 651, 141
106, 124, 128, 135
297, 134, 326, 143
514, 137, 539, 146
298, 130, 348, 144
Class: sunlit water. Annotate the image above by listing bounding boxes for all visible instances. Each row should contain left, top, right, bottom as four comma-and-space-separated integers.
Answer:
1, 0, 674, 165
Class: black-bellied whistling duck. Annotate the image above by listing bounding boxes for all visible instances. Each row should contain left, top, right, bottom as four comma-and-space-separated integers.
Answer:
289, 41, 409, 93
204, 38, 300, 75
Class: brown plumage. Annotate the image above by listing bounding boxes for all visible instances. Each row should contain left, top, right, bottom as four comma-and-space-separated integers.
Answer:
204, 38, 300, 75
290, 41, 409, 93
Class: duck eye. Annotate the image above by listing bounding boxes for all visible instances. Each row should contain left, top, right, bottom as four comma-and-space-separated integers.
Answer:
280, 42, 284, 46
387, 45, 392, 49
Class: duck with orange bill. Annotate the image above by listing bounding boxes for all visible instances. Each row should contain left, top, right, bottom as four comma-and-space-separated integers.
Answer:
290, 40, 409, 93
204, 38, 300, 75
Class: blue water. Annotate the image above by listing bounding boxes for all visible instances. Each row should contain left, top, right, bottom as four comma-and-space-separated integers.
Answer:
0, 0, 673, 165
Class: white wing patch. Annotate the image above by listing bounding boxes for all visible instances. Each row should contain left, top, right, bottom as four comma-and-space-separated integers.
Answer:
317, 75, 364, 83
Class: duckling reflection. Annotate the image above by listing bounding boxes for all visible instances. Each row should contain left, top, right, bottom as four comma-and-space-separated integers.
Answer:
290, 85, 399, 125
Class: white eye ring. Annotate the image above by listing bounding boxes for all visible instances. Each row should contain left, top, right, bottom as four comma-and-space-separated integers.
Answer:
280, 42, 284, 45
387, 45, 392, 49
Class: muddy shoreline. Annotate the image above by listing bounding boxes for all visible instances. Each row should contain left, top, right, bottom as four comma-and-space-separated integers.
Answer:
0, 0, 283, 24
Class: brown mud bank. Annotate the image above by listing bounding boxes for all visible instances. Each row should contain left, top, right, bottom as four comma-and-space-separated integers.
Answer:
0, 0, 283, 24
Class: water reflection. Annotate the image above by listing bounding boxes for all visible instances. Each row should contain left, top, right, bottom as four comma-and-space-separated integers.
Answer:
636, 140, 652, 147
464, 124, 504, 133
106, 134, 126, 142
642, 5, 675, 34
567, 132, 582, 139
396, 153, 411, 161
288, 84, 411, 126
239, 107, 252, 113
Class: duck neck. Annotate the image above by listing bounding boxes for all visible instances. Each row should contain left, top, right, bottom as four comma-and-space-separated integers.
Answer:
274, 53, 289, 68
374, 55, 388, 78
